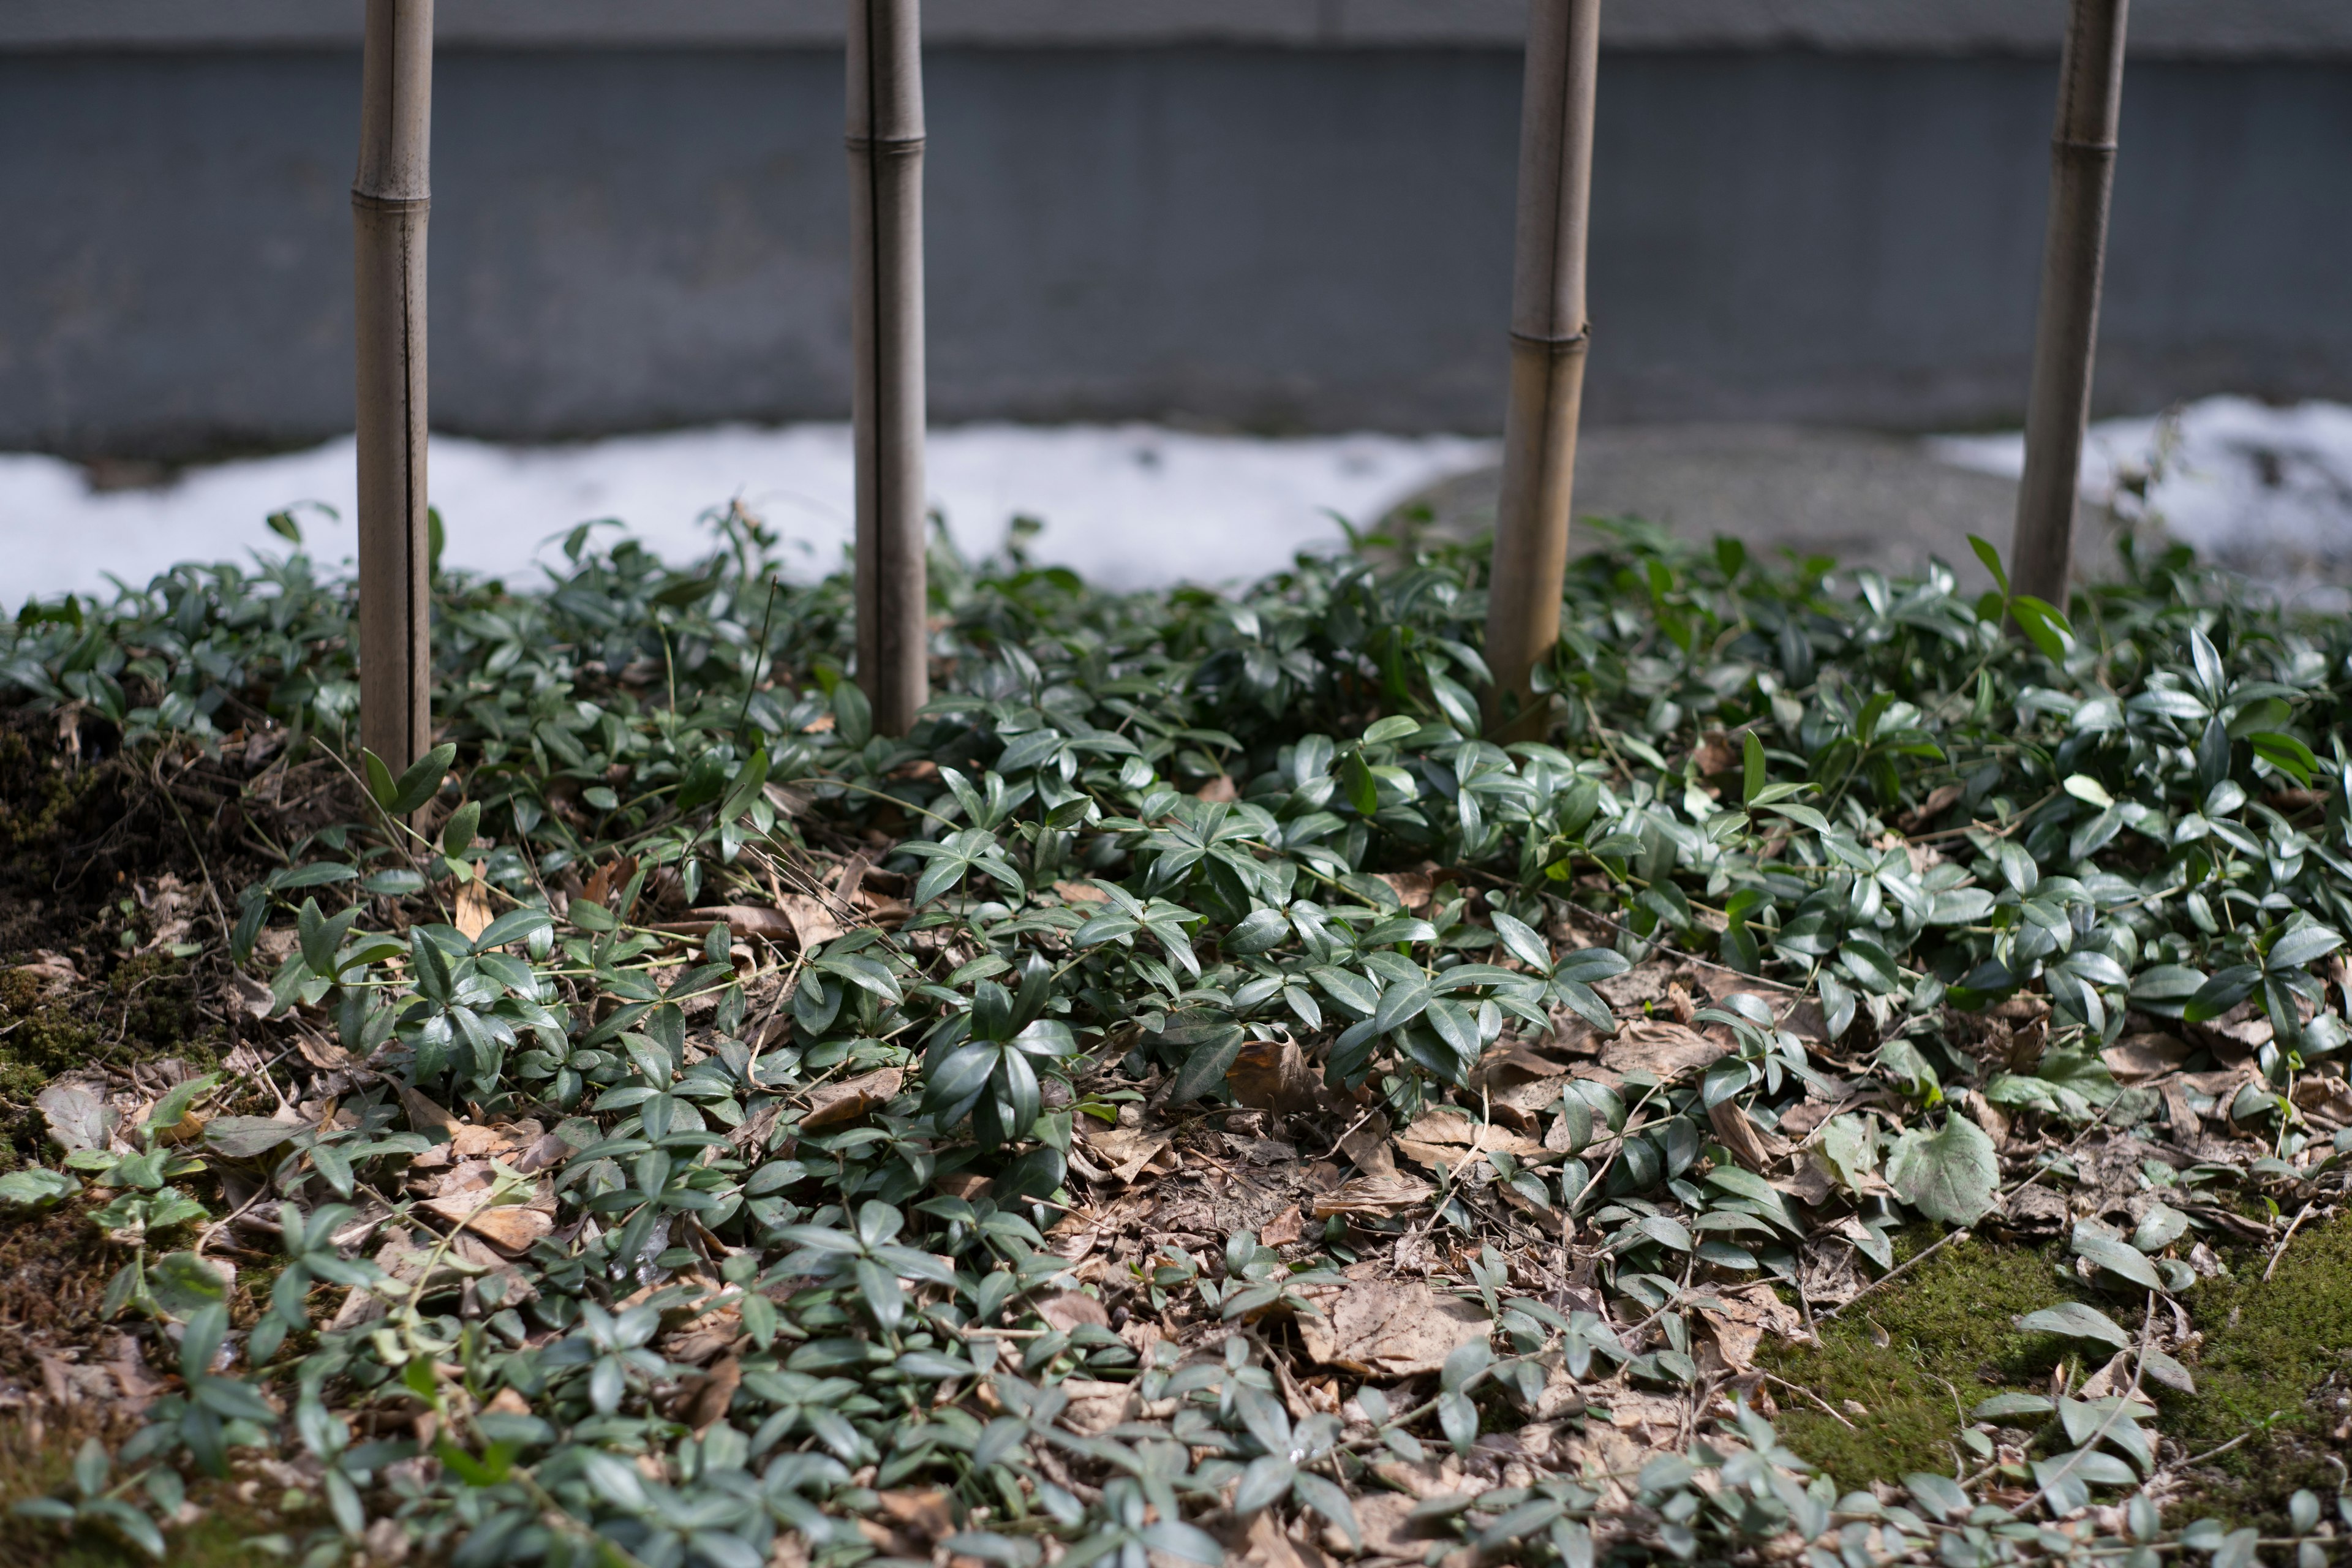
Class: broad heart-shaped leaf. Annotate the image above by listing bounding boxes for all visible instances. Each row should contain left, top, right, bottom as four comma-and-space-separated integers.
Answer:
1885, 1114, 1998, 1225
2071, 1224, 2165, 1292
2019, 1301, 2131, 1349
0, 1166, 78, 1207
36, 1082, 111, 1152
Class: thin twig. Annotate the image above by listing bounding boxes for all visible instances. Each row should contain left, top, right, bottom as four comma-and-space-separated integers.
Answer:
1763, 1371, 1856, 1430
2264, 1197, 2318, 1281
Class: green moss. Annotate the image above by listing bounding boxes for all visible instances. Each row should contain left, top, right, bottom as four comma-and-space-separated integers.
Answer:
1758, 1218, 2352, 1525
1758, 1228, 2094, 1486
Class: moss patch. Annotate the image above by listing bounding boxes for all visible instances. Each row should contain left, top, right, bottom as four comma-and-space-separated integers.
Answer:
1759, 1218, 2352, 1525
1758, 1228, 2094, 1485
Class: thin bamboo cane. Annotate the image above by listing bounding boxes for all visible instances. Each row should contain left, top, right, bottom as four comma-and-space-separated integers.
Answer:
352, 0, 434, 775
848, 0, 929, 736
2008, 0, 2129, 609
1483, 0, 1600, 740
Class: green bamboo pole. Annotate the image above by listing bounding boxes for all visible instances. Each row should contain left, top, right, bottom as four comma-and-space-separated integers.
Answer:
847, 0, 929, 736
2008, 0, 2130, 609
1483, 0, 1600, 740
352, 0, 434, 775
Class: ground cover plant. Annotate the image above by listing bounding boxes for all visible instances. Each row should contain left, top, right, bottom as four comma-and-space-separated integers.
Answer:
4, 502, 2352, 1567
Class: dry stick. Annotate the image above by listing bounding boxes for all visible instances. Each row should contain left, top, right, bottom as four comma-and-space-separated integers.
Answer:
353, 0, 434, 778
2007, 0, 2129, 609
1482, 0, 1600, 741
2263, 1197, 2320, 1282
847, 0, 929, 737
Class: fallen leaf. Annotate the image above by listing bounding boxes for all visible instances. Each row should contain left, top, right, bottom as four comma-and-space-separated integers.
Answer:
1080, 1125, 1170, 1183
679, 904, 796, 943
1194, 774, 1238, 804
781, 894, 845, 949
872, 1489, 955, 1547
2103, 1032, 2188, 1081
398, 1084, 461, 1138
1036, 1291, 1110, 1333
223, 971, 276, 1020
1696, 1283, 1804, 1370
293, 1030, 353, 1071
432, 1199, 552, 1255
1336, 1490, 1441, 1560
687, 1354, 742, 1434
1057, 1379, 1134, 1438
579, 855, 639, 914
1392, 1109, 1544, 1174
36, 1081, 113, 1153
1296, 1278, 1491, 1376
1241, 1509, 1335, 1568
1338, 1113, 1394, 1175
1377, 870, 1433, 910
450, 1123, 523, 1159
453, 867, 493, 942
799, 1067, 903, 1131
1706, 1099, 1789, 1172
1311, 1171, 1433, 1219
1596, 1019, 1727, 1083
1259, 1206, 1305, 1247
1052, 880, 1110, 905
1226, 1038, 1324, 1115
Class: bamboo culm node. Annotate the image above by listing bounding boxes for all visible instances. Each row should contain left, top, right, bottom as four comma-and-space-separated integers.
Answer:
352, 0, 435, 778
2007, 0, 2130, 612
1483, 0, 1601, 742
847, 0, 930, 737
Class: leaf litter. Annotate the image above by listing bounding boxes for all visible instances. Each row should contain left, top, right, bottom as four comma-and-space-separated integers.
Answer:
0, 511, 2346, 1562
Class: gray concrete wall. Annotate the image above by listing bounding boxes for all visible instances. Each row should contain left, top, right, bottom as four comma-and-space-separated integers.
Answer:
1, 43, 2347, 457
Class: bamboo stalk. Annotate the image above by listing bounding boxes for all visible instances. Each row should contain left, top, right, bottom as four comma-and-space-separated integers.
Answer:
352, 0, 434, 775
2008, 0, 2130, 609
1483, 0, 1600, 740
847, 0, 929, 736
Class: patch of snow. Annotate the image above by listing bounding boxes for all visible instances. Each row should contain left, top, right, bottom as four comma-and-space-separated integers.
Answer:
1929, 396, 2352, 598
0, 422, 1497, 605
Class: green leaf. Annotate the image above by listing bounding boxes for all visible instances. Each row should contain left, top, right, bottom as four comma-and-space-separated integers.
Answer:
2184, 965, 2261, 1023
0, 1167, 78, 1208
1968, 534, 2010, 598
204, 1116, 300, 1159
2019, 1302, 2130, 1350
389, 742, 458, 816
2071, 1224, 2165, 1292
1471, 911, 1544, 975
362, 748, 398, 811
441, 799, 481, 858
1885, 1114, 1997, 1224
1362, 715, 1420, 747
2010, 595, 2075, 663
1223, 908, 1290, 956
1167, 1026, 1245, 1106
1972, 1392, 2057, 1420
2250, 731, 2318, 788
1741, 731, 1766, 805
715, 748, 771, 825
2269, 924, 2344, 971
